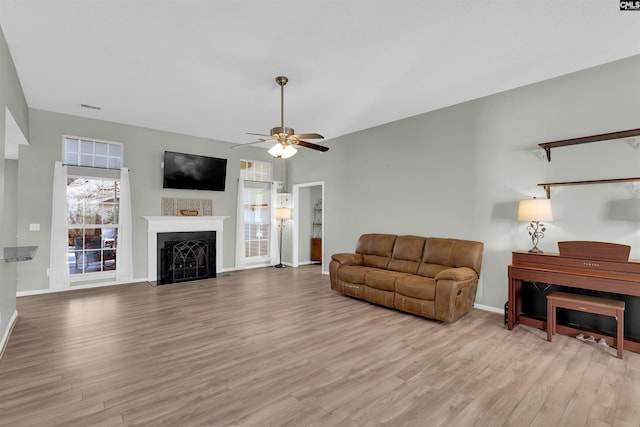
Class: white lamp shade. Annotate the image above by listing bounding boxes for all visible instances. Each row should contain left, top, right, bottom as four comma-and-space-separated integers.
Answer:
268, 143, 284, 158
275, 207, 292, 220
517, 198, 553, 221
268, 143, 297, 159
281, 144, 297, 158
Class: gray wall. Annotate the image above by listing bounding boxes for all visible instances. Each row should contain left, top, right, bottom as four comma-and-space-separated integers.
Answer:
289, 54, 640, 310
0, 25, 28, 344
16, 109, 282, 292
296, 187, 311, 263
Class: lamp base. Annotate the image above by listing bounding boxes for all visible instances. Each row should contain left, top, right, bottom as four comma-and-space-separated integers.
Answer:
528, 247, 544, 254
274, 264, 285, 268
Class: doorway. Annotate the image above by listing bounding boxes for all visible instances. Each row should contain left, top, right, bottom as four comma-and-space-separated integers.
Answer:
292, 181, 325, 272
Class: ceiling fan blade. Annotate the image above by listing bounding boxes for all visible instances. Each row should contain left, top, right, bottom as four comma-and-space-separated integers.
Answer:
291, 139, 329, 152
247, 132, 274, 138
230, 139, 272, 149
292, 133, 324, 140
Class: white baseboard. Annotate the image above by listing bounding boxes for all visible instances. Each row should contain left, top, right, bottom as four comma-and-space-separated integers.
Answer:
17, 278, 143, 297
231, 262, 301, 271
474, 303, 503, 315
0, 310, 19, 361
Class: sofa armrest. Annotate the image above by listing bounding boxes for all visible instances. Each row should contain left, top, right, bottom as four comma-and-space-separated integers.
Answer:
434, 267, 478, 282
434, 270, 479, 323
331, 253, 363, 266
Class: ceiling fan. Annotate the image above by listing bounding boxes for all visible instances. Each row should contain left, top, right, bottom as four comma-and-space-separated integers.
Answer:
244, 76, 328, 158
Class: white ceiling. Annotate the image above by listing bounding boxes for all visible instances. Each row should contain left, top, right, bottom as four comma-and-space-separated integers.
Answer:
1, 1, 639, 150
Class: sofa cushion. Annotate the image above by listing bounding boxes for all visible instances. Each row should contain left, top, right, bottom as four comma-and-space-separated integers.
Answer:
337, 265, 376, 284
365, 269, 408, 291
387, 235, 425, 274
416, 263, 450, 279
395, 275, 437, 300
356, 234, 396, 269
421, 238, 484, 277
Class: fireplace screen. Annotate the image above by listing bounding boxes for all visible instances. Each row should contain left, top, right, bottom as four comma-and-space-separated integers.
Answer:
158, 231, 216, 284
165, 240, 209, 282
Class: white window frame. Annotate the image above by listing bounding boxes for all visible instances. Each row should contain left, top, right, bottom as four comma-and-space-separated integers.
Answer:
240, 159, 271, 182
63, 135, 123, 281
240, 160, 273, 262
63, 134, 123, 169
66, 175, 120, 280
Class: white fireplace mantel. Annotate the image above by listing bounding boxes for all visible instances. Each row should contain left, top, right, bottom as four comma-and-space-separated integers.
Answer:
143, 215, 228, 282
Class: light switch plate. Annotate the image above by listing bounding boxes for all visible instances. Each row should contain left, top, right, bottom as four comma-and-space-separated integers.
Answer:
29, 223, 40, 231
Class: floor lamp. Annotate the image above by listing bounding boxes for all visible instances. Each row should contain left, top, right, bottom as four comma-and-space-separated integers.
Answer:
275, 207, 291, 268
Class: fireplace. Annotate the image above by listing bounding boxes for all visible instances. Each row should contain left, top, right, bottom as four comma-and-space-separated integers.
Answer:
158, 231, 216, 284
143, 216, 228, 286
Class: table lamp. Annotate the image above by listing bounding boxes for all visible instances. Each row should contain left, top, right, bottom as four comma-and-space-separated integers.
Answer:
517, 197, 553, 253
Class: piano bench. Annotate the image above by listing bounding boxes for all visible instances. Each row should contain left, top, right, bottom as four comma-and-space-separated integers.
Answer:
546, 292, 625, 359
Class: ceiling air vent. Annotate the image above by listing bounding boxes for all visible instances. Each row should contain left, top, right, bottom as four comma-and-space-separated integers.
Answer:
80, 103, 101, 110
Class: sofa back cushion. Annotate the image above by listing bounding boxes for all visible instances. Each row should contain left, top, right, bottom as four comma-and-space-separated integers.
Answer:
356, 234, 397, 269
417, 238, 484, 278
388, 235, 425, 274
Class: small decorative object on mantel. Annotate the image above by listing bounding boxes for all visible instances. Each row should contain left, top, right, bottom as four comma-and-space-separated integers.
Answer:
161, 198, 213, 216
179, 209, 200, 216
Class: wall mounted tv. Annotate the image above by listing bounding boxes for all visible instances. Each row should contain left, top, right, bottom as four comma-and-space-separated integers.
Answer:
163, 151, 227, 191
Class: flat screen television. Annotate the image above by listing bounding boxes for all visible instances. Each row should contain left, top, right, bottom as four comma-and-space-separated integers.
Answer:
163, 151, 227, 191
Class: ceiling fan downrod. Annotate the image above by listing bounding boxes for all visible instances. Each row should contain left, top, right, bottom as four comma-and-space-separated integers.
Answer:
272, 76, 293, 138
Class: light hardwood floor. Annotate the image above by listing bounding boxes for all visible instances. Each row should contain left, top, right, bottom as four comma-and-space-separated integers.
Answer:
1, 265, 639, 426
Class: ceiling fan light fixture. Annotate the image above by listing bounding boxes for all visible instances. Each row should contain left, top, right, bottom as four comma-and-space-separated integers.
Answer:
282, 144, 297, 158
267, 143, 283, 158
268, 142, 297, 159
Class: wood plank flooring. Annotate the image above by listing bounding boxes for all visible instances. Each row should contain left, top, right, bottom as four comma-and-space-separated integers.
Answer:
1, 265, 639, 426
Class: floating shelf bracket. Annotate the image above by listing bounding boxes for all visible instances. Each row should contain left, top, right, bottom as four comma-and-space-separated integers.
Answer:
538, 128, 640, 162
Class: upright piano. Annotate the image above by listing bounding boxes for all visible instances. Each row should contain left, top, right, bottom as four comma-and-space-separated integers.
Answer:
508, 241, 640, 353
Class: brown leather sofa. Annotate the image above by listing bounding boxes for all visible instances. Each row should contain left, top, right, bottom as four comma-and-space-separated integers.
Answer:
330, 234, 484, 322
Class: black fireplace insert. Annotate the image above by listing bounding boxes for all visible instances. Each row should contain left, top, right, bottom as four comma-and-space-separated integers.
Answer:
157, 231, 216, 285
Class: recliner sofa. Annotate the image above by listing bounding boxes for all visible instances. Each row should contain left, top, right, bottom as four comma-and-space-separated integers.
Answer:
329, 234, 484, 322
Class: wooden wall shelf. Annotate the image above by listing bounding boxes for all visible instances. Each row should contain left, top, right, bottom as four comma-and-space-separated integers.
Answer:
538, 177, 640, 199
539, 128, 640, 162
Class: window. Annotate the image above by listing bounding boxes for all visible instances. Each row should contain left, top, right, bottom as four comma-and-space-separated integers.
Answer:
240, 160, 272, 260
243, 187, 270, 259
63, 135, 123, 277
67, 177, 119, 275
240, 160, 270, 182
64, 136, 122, 169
